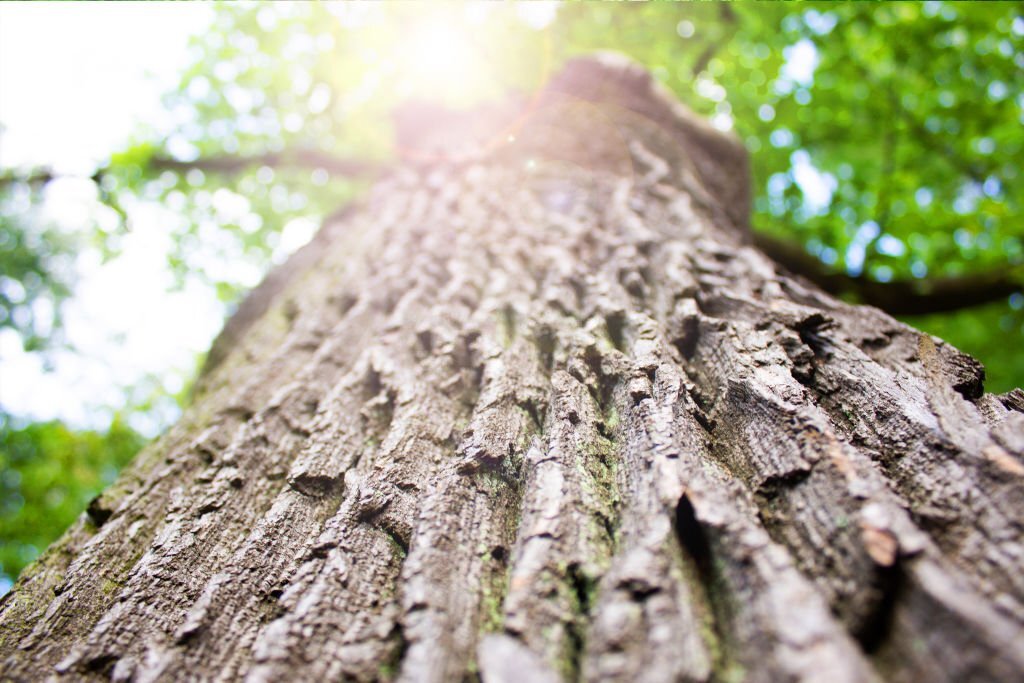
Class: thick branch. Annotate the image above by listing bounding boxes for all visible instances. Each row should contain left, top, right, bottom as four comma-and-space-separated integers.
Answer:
754, 231, 1022, 314
147, 149, 382, 178
0, 150, 381, 191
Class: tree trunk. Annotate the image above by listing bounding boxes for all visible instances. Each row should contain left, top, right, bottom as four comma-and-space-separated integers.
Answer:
2, 55, 1022, 683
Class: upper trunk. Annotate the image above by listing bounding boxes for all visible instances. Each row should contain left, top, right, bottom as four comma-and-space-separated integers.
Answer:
2, 54, 1022, 683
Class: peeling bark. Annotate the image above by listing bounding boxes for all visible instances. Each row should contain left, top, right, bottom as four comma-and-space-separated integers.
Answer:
2, 54, 1022, 683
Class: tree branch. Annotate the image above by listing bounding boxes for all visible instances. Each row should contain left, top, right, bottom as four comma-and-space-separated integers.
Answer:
753, 231, 1022, 315
0, 149, 382, 191
689, 4, 740, 79
147, 149, 382, 178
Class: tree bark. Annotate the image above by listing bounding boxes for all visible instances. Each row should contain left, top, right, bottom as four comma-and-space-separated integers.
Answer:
2, 54, 1023, 683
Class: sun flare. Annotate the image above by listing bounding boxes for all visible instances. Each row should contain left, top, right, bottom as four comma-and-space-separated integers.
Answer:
393, 19, 492, 104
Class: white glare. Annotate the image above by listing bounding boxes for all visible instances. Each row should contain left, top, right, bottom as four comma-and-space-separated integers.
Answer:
791, 149, 837, 214
517, 2, 559, 31
781, 39, 820, 87
395, 21, 490, 102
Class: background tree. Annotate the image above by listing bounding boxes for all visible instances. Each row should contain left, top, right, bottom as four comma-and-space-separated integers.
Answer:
1, 1, 1021, 589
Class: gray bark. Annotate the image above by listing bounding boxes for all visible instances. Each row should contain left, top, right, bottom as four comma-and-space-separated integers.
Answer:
2, 54, 1022, 683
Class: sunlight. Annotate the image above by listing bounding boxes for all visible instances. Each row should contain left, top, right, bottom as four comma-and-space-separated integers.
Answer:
392, 18, 492, 103
408, 22, 474, 80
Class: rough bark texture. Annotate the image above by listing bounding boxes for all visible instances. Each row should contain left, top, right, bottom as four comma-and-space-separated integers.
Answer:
2, 55, 1023, 683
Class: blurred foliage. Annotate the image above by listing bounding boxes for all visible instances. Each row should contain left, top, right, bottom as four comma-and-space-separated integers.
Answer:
0, 179, 73, 355
0, 414, 145, 584
0, 1, 1021, 584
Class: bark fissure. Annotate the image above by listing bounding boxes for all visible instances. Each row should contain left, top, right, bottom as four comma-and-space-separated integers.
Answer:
672, 494, 738, 683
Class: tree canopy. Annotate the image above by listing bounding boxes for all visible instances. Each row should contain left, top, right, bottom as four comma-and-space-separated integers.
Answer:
1, 1, 1021, 585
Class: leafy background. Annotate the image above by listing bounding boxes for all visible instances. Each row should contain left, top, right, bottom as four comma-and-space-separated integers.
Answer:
1, 2, 1021, 586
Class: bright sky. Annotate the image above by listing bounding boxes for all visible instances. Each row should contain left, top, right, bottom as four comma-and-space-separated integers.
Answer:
0, 3, 219, 433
